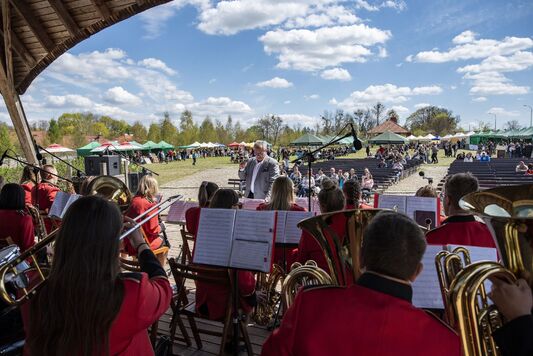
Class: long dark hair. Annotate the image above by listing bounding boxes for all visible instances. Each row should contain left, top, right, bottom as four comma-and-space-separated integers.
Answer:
0, 183, 25, 210
28, 196, 124, 356
20, 165, 37, 185
209, 189, 239, 209
198, 181, 219, 207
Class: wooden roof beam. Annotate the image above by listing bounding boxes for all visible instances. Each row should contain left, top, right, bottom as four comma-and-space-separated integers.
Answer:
9, 0, 54, 52
46, 0, 80, 36
0, 13, 35, 69
90, 0, 112, 19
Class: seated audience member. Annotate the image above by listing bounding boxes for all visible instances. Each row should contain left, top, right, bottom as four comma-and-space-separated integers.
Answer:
361, 168, 374, 190
297, 178, 346, 274
31, 165, 60, 233
185, 181, 219, 237
526, 164, 533, 176
0, 184, 35, 252
516, 161, 529, 173
343, 179, 372, 210
349, 168, 358, 181
195, 189, 256, 321
289, 166, 302, 185
329, 167, 339, 183
463, 152, 474, 162
490, 277, 533, 356
415, 185, 446, 225
456, 152, 465, 160
314, 169, 326, 186
125, 175, 164, 254
20, 166, 37, 206
257, 177, 305, 267
426, 173, 495, 248
24, 196, 171, 356
262, 211, 461, 356
480, 151, 491, 162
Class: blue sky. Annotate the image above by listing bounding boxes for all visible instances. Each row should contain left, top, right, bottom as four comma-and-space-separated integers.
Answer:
13, 0, 533, 131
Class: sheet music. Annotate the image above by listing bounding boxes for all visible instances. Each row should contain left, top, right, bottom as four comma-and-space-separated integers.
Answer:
275, 212, 288, 244
166, 201, 198, 223
230, 210, 275, 271
48, 191, 71, 219
239, 198, 264, 210
406, 196, 438, 225
283, 211, 315, 244
376, 195, 407, 214
412, 245, 445, 309
193, 209, 236, 267
229, 240, 271, 272
62, 194, 81, 219
295, 197, 320, 213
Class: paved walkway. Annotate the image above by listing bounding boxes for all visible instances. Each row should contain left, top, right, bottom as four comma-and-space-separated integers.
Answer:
384, 164, 448, 195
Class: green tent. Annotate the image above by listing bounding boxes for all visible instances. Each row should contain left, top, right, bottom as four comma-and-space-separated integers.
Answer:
142, 141, 160, 151
76, 141, 100, 157
158, 140, 174, 152
368, 130, 408, 145
290, 133, 324, 146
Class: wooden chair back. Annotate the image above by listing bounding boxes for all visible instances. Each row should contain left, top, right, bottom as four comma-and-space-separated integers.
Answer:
180, 228, 195, 264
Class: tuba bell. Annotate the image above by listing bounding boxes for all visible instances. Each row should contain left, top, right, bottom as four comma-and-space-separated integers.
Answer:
443, 183, 533, 356
86, 176, 132, 211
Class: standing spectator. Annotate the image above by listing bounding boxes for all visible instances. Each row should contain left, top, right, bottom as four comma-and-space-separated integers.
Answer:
362, 168, 374, 190
430, 144, 439, 164
349, 168, 358, 181
329, 167, 339, 183
365, 145, 370, 157
192, 151, 198, 165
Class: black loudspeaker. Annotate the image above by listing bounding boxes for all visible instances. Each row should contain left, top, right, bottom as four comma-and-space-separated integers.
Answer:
84, 155, 121, 176
128, 172, 148, 193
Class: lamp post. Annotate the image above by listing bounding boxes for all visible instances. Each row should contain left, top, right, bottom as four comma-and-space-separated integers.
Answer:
491, 113, 497, 130
524, 105, 533, 127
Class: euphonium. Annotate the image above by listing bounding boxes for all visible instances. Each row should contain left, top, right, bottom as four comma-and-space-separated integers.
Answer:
444, 183, 533, 356
252, 264, 285, 326
296, 209, 384, 286
86, 176, 132, 211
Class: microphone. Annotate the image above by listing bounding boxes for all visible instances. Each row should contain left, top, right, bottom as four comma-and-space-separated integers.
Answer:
350, 124, 363, 150
0, 150, 7, 166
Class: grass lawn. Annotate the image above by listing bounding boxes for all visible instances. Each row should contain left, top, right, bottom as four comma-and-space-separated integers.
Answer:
147, 156, 235, 185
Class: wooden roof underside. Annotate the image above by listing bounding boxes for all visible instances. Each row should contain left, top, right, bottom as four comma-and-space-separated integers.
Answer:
0, 0, 171, 95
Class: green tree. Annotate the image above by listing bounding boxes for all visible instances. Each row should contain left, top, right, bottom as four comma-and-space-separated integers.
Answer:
131, 121, 148, 141
91, 122, 110, 138
225, 115, 234, 140
160, 112, 178, 144
147, 123, 161, 142
199, 116, 217, 142
504, 120, 521, 131
47, 119, 62, 143
0, 123, 14, 153
372, 102, 386, 125
387, 109, 399, 122
405, 106, 459, 136
215, 119, 229, 144
98, 116, 130, 138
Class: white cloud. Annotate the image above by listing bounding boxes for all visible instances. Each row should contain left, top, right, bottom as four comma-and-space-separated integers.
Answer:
46, 94, 93, 108
103, 87, 142, 106
472, 97, 487, 102
260, 24, 391, 71
320, 67, 352, 81
355, 0, 379, 12
256, 77, 294, 88
487, 107, 520, 117
378, 47, 388, 58
333, 83, 443, 111
414, 103, 430, 109
408, 33, 533, 96
391, 105, 409, 115
278, 114, 319, 127
284, 100, 291, 104
283, 5, 360, 29
188, 97, 252, 117
356, 0, 406, 12
304, 94, 320, 100
452, 30, 477, 44
138, 58, 177, 75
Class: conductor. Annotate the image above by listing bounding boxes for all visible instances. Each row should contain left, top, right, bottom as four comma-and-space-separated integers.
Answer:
238, 140, 279, 200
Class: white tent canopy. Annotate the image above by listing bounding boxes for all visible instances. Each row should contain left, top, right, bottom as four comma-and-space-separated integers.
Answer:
406, 134, 417, 140
424, 134, 436, 140
40, 143, 74, 154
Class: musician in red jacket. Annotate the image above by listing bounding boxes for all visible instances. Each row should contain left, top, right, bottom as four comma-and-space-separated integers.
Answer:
343, 179, 372, 209
185, 181, 219, 237
31, 164, 60, 234
262, 211, 461, 356
195, 189, 256, 321
125, 175, 163, 255
20, 166, 37, 206
297, 178, 346, 274
0, 183, 35, 252
23, 195, 172, 356
257, 176, 305, 268
426, 173, 495, 248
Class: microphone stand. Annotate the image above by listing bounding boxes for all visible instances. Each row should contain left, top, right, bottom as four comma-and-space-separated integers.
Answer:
38, 145, 86, 177
3, 152, 73, 184
291, 128, 353, 212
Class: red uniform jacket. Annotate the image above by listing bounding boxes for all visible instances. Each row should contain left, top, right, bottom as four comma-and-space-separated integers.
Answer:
257, 203, 306, 268
345, 202, 373, 210
21, 182, 34, 206
262, 272, 461, 356
185, 206, 201, 237
195, 270, 256, 321
31, 182, 59, 233
125, 196, 162, 254
0, 210, 35, 252
426, 215, 496, 248
297, 213, 346, 275
22, 250, 172, 356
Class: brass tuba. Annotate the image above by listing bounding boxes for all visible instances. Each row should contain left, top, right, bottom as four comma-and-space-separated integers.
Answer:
296, 209, 384, 286
86, 176, 132, 211
252, 264, 285, 326
443, 183, 533, 356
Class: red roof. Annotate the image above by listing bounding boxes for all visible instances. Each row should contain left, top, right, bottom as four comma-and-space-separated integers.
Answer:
368, 119, 410, 135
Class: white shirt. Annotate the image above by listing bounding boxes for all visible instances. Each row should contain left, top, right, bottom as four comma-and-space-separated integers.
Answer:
250, 158, 264, 193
